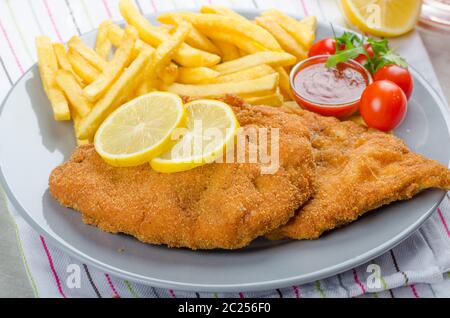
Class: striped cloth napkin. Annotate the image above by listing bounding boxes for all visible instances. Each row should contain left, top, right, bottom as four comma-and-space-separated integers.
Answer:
1, 0, 450, 298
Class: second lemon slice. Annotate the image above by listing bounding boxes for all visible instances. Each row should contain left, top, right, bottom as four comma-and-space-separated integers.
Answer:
94, 92, 186, 167
151, 99, 239, 173
341, 0, 421, 37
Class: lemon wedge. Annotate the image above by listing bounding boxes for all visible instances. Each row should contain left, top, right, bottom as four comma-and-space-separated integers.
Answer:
94, 92, 186, 167
151, 99, 239, 173
341, 0, 421, 37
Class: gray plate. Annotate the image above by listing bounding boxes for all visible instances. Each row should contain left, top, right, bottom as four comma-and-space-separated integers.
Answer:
0, 10, 449, 292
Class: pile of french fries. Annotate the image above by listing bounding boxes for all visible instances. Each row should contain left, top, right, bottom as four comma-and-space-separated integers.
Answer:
35, 0, 316, 144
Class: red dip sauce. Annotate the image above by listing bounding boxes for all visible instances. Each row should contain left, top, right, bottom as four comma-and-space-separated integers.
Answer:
293, 60, 369, 105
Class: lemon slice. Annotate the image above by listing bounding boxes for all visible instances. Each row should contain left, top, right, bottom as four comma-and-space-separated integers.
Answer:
341, 0, 421, 37
151, 99, 239, 173
94, 92, 186, 167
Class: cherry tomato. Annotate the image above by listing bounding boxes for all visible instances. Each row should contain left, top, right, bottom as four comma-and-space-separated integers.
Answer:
360, 80, 407, 132
374, 64, 414, 99
354, 44, 375, 65
308, 38, 337, 57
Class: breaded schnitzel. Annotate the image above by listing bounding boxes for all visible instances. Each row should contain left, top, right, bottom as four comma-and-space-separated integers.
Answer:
267, 103, 450, 240
49, 97, 315, 249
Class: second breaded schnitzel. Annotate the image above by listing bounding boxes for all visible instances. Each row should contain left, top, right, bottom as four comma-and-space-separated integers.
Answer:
267, 103, 450, 240
49, 97, 315, 249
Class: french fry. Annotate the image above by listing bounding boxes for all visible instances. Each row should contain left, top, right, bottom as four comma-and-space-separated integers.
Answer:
300, 16, 317, 35
84, 25, 138, 101
212, 40, 240, 62
72, 113, 90, 145
76, 138, 90, 145
56, 69, 92, 117
158, 12, 282, 52
177, 66, 220, 84
262, 10, 316, 49
77, 48, 152, 140
157, 15, 220, 55
95, 20, 113, 60
208, 32, 264, 55
212, 52, 296, 75
119, 0, 220, 67
157, 24, 172, 35
108, 23, 155, 66
245, 89, 284, 107
108, 23, 152, 54
135, 80, 152, 97
200, 5, 249, 23
35, 36, 70, 120
68, 36, 108, 71
76, 137, 90, 145
46, 88, 71, 121
36, 37, 57, 94
213, 64, 275, 83
53, 43, 85, 86
164, 73, 279, 98
274, 66, 294, 100
255, 16, 307, 60
107, 24, 127, 46
297, 16, 317, 49
68, 50, 101, 84
108, 24, 180, 87
138, 22, 191, 94
158, 63, 179, 85
119, 0, 162, 46
184, 23, 220, 55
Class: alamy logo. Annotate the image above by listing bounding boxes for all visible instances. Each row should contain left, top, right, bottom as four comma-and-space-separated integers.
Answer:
366, 3, 382, 29
366, 264, 382, 289
170, 120, 280, 174
66, 264, 81, 289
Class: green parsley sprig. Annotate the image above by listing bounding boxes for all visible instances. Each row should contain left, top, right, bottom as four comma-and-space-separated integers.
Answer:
325, 31, 408, 73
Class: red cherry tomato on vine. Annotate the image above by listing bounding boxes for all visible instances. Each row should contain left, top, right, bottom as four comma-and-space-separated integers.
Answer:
308, 38, 338, 57
374, 64, 414, 99
354, 44, 375, 65
360, 80, 407, 132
